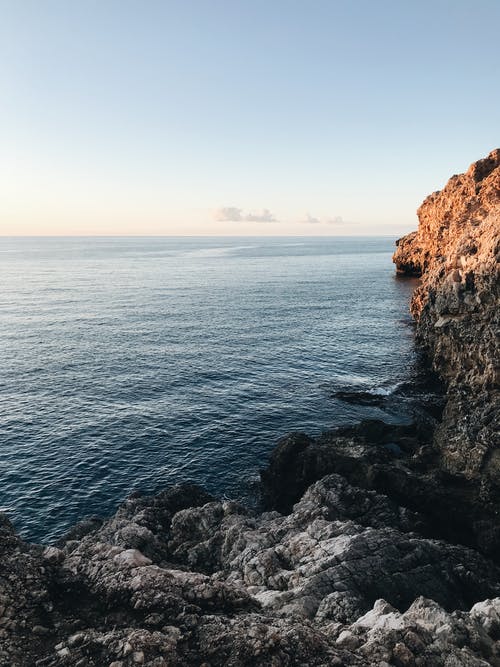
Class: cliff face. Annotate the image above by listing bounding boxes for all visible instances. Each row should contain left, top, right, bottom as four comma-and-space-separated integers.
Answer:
393, 150, 499, 487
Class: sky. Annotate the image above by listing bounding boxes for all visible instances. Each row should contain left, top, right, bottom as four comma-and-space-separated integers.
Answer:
0, 0, 499, 236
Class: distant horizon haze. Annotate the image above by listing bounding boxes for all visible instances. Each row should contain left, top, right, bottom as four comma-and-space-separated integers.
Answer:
0, 229, 412, 238
0, 233, 405, 237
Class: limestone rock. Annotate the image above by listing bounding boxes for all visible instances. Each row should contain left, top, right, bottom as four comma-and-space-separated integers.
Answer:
393, 149, 500, 547
2, 475, 500, 665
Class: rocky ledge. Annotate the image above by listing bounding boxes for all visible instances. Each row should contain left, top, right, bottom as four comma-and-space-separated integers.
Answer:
2, 151, 499, 666
3, 477, 500, 666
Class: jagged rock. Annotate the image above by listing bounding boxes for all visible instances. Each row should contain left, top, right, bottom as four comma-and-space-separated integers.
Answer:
393, 148, 500, 555
260, 420, 500, 559
393, 150, 499, 463
0, 515, 55, 666
260, 420, 430, 514
3, 474, 500, 665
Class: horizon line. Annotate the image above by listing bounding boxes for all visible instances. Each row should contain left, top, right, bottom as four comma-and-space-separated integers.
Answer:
0, 232, 406, 239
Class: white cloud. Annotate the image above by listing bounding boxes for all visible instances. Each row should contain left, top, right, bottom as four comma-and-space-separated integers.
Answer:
214, 207, 346, 226
299, 213, 346, 224
300, 213, 321, 224
213, 207, 277, 222
244, 208, 277, 222
213, 206, 243, 222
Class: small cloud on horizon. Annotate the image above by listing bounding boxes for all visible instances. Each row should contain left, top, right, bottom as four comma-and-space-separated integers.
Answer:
214, 206, 243, 222
214, 208, 349, 226
299, 214, 347, 225
300, 213, 321, 224
244, 208, 277, 222
214, 206, 277, 223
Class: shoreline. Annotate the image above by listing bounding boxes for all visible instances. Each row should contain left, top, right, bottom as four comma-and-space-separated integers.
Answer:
1, 150, 499, 666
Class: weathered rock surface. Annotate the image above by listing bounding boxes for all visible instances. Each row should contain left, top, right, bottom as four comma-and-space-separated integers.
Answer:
393, 149, 500, 542
260, 420, 500, 559
2, 479, 500, 666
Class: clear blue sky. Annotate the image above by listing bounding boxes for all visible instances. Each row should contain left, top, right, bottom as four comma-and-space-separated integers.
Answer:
1, 0, 498, 235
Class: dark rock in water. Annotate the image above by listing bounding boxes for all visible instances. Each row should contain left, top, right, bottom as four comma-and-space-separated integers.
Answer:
260, 431, 314, 512
261, 420, 425, 514
55, 516, 104, 546
333, 372, 447, 420
333, 389, 387, 406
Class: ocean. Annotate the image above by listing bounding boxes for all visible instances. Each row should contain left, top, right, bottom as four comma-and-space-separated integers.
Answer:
0, 236, 419, 542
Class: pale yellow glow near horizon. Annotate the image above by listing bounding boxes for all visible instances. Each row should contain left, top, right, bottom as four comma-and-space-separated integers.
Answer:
0, 166, 415, 236
0, 197, 414, 237
0, 148, 417, 237
0, 195, 415, 237
0, 217, 414, 237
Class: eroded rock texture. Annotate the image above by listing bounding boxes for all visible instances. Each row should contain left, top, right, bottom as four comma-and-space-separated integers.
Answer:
2, 481, 500, 666
393, 149, 499, 497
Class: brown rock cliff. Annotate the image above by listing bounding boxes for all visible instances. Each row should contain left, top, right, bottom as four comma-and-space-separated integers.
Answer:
393, 149, 499, 490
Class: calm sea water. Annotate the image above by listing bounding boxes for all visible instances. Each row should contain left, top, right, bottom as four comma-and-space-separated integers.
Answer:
0, 236, 418, 542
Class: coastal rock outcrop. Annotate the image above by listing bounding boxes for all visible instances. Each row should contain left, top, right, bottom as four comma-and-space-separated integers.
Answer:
2, 480, 500, 666
259, 419, 500, 558
393, 150, 499, 504
1, 150, 498, 666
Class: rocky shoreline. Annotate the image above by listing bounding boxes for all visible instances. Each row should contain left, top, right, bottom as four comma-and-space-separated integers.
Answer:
1, 150, 499, 666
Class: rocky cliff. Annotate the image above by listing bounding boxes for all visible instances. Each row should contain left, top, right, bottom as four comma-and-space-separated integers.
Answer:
2, 151, 499, 667
393, 149, 499, 497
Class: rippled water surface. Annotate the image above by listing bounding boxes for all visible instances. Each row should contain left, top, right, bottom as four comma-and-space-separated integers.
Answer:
0, 236, 418, 541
